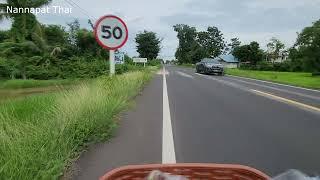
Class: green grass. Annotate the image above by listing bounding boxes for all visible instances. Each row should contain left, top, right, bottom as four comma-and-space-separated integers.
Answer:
226, 69, 320, 89
0, 79, 80, 89
0, 69, 155, 179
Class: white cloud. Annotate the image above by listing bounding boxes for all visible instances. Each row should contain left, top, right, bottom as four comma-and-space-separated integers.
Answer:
0, 0, 319, 58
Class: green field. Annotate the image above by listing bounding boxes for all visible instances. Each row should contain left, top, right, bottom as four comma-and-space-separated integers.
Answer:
226, 69, 320, 89
0, 69, 155, 179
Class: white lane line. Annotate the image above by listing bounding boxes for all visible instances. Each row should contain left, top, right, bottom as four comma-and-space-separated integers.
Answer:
176, 71, 194, 79
195, 73, 320, 113
162, 67, 176, 164
227, 75, 320, 93
195, 73, 245, 89
251, 89, 320, 113
226, 77, 320, 101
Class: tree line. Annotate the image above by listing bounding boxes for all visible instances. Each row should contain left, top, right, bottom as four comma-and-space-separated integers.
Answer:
173, 20, 320, 73
0, 0, 163, 80
0, 0, 117, 79
0, 19, 113, 80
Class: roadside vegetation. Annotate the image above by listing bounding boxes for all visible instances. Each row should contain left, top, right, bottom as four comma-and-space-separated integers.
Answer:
0, 69, 156, 179
0, 0, 160, 80
0, 79, 77, 89
0, 1, 164, 179
226, 69, 320, 89
173, 20, 320, 75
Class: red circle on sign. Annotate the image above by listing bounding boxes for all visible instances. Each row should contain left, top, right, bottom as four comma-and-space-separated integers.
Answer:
94, 15, 129, 50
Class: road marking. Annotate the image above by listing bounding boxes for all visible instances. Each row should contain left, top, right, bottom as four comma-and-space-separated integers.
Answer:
195, 73, 245, 89
157, 68, 169, 75
226, 77, 320, 101
195, 73, 320, 112
176, 71, 194, 79
162, 67, 176, 163
251, 89, 320, 113
227, 75, 320, 93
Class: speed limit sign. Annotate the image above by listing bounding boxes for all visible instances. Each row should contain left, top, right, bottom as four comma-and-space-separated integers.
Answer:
94, 15, 128, 75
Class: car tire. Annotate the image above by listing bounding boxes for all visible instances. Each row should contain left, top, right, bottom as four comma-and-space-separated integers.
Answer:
204, 68, 208, 75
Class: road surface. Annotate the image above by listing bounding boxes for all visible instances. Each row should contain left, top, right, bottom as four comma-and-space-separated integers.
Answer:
73, 65, 320, 179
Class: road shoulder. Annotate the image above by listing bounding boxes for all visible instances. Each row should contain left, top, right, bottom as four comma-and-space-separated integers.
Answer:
71, 74, 163, 180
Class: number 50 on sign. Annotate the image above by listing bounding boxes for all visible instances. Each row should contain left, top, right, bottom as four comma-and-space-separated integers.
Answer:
94, 15, 128, 75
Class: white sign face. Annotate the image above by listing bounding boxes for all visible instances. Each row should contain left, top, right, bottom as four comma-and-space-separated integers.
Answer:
94, 15, 128, 50
133, 58, 148, 63
115, 51, 125, 64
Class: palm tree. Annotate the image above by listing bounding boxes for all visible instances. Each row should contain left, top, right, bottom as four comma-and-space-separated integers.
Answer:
0, 0, 52, 79
0, 0, 52, 42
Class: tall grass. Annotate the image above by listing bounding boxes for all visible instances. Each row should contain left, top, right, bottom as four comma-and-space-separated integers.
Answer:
0, 79, 80, 89
0, 70, 153, 179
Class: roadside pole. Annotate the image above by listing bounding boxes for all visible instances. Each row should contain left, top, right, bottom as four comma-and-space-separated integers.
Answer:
110, 50, 115, 75
94, 15, 128, 76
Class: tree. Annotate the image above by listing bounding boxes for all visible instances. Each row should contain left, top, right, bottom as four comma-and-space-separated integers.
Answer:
267, 37, 285, 63
228, 38, 241, 54
0, 0, 52, 42
292, 20, 320, 72
197, 26, 225, 58
135, 30, 161, 60
0, 41, 41, 79
0, 30, 10, 43
233, 41, 263, 65
43, 25, 67, 46
67, 19, 80, 46
76, 29, 107, 58
174, 24, 199, 64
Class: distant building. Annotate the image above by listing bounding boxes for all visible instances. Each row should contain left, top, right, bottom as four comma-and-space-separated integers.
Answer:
266, 50, 289, 63
215, 54, 239, 68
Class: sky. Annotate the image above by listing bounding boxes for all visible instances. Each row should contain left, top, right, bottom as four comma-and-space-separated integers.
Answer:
1, 0, 319, 60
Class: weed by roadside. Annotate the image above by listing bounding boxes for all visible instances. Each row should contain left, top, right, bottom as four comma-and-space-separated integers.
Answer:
0, 69, 155, 179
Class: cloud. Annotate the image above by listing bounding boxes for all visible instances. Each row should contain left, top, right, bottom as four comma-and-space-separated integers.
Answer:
161, 0, 320, 50
0, 0, 319, 58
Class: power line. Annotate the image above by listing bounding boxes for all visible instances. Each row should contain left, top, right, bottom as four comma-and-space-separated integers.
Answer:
68, 0, 96, 20
63, 0, 96, 21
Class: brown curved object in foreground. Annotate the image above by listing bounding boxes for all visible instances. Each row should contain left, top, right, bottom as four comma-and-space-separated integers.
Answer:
100, 163, 270, 180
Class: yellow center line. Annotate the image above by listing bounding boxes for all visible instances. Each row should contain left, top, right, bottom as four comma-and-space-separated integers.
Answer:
251, 89, 320, 113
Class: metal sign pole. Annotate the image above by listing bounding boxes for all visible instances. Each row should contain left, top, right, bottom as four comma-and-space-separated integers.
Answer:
110, 50, 115, 75
94, 15, 128, 76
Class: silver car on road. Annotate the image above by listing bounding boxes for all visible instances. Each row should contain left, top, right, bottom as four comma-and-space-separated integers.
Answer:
195, 58, 224, 76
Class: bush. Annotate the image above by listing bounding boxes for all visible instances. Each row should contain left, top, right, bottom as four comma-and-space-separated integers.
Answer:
272, 62, 291, 72
256, 61, 274, 71
0, 57, 10, 78
312, 72, 320, 76
0, 53, 155, 80
239, 63, 255, 70
240, 60, 302, 72
147, 59, 162, 66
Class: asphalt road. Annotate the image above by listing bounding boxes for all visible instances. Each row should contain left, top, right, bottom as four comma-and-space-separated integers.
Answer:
73, 65, 320, 179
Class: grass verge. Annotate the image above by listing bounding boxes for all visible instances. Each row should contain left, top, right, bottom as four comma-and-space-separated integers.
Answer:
0, 79, 81, 90
225, 69, 320, 89
0, 69, 155, 179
